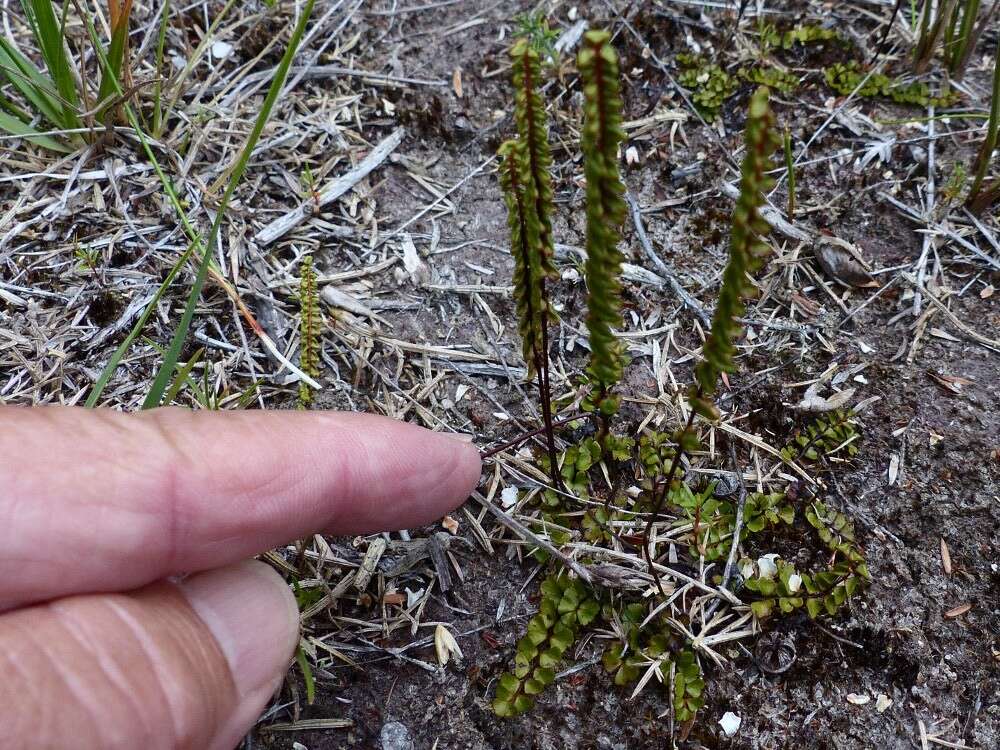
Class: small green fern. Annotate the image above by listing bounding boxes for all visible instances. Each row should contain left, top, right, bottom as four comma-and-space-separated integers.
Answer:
677, 54, 737, 121
499, 38, 560, 482
824, 61, 960, 107
744, 500, 870, 619
511, 39, 557, 281
780, 409, 860, 463
499, 140, 547, 380
297, 255, 320, 408
492, 573, 600, 717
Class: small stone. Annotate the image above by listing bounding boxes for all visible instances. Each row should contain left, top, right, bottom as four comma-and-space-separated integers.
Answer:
501, 486, 518, 509
210, 40, 233, 59
712, 471, 740, 497
719, 711, 741, 736
380, 721, 414, 750
876, 694, 892, 712
846, 693, 871, 705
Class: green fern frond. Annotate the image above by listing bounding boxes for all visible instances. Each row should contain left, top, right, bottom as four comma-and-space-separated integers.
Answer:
498, 139, 548, 378
690, 87, 779, 420
297, 255, 320, 408
492, 573, 598, 717
511, 38, 557, 282
579, 30, 627, 399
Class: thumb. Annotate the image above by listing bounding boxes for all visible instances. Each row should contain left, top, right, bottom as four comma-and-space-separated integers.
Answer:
0, 561, 298, 750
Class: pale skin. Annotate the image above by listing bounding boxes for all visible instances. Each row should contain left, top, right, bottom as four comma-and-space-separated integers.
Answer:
0, 406, 482, 749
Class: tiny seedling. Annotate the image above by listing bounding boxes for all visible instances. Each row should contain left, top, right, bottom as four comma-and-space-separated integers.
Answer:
301, 166, 322, 209
514, 11, 560, 63
73, 244, 102, 275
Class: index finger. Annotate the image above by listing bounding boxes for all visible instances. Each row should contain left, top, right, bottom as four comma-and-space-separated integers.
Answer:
0, 406, 481, 610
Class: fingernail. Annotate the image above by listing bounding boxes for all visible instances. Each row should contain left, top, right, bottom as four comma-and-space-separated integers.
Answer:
177, 560, 299, 697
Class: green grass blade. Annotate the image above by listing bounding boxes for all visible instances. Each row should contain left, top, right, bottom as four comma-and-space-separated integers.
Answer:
141, 0, 316, 409
152, 0, 170, 134
969, 52, 999, 202
0, 109, 72, 151
0, 38, 66, 127
84, 244, 195, 407
97, 0, 133, 108
163, 346, 205, 406
295, 645, 316, 705
19, 0, 80, 127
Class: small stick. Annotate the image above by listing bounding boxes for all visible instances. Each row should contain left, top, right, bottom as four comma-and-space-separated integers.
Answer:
625, 192, 710, 327
480, 412, 593, 460
783, 126, 796, 221
642, 408, 697, 596
471, 491, 593, 585
255, 128, 406, 245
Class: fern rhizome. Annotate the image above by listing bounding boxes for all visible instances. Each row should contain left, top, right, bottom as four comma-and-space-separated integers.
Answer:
491, 31, 870, 726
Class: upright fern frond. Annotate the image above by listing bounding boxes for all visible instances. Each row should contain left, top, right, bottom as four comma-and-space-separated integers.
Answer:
690, 87, 779, 421
499, 139, 546, 377
511, 39, 557, 281
578, 30, 627, 411
506, 38, 560, 484
298, 255, 320, 408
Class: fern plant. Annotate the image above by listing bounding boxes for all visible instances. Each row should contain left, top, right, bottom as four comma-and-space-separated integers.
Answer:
297, 255, 320, 408
637, 86, 780, 595
743, 500, 870, 619
780, 409, 860, 463
578, 30, 628, 443
690, 87, 780, 420
490, 23, 876, 725
492, 573, 600, 717
499, 39, 560, 484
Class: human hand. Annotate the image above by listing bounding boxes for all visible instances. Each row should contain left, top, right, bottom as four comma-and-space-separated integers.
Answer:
0, 406, 481, 749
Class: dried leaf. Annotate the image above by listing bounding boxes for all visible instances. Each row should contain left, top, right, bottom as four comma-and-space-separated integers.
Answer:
927, 370, 973, 395
796, 382, 856, 413
940, 538, 952, 576
943, 603, 971, 619
400, 233, 430, 286
887, 454, 900, 485
814, 241, 876, 287
434, 624, 463, 666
